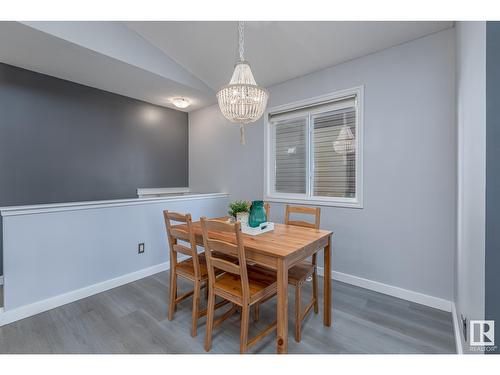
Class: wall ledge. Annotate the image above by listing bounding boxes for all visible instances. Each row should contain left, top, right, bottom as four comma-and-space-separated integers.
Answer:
0, 192, 228, 217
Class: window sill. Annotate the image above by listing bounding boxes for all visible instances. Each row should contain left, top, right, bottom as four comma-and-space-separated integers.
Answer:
264, 195, 363, 209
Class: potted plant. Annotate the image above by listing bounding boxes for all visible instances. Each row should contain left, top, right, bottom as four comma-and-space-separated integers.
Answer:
228, 200, 251, 226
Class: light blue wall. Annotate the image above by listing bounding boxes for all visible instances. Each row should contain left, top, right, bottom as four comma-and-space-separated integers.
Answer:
455, 21, 487, 353
190, 29, 456, 301
2, 195, 228, 310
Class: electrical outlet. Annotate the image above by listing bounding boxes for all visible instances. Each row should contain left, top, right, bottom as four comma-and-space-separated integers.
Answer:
138, 243, 145, 254
461, 314, 468, 342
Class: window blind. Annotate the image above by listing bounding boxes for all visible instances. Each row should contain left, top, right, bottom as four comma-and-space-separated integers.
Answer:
273, 117, 307, 194
269, 93, 359, 202
313, 107, 356, 198
269, 95, 355, 120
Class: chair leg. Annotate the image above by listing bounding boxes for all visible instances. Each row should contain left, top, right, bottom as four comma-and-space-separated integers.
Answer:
295, 285, 301, 342
312, 269, 319, 314
191, 280, 201, 337
240, 304, 250, 354
168, 270, 177, 321
253, 303, 260, 322
204, 287, 215, 352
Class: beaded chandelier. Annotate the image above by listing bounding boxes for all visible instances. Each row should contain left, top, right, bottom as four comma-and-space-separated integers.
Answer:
216, 21, 269, 145
333, 113, 356, 155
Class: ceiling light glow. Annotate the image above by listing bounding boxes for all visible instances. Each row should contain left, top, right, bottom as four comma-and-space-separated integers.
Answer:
171, 97, 190, 109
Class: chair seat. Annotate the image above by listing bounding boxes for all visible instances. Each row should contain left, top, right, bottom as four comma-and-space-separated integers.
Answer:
214, 265, 277, 304
176, 253, 209, 280
176, 252, 236, 280
288, 261, 315, 285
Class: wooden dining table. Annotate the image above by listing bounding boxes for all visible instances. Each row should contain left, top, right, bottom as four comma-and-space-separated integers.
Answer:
179, 218, 333, 354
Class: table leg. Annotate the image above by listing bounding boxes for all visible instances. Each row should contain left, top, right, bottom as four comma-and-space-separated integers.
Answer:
324, 235, 332, 326
276, 258, 288, 354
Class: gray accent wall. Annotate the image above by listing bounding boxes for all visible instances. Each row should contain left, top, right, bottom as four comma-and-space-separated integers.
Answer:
0, 62, 189, 275
190, 29, 456, 302
486, 21, 500, 354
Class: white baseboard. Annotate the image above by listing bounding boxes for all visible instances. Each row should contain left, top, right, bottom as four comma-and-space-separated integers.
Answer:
451, 302, 464, 354
0, 262, 454, 329
0, 262, 169, 327
317, 267, 452, 312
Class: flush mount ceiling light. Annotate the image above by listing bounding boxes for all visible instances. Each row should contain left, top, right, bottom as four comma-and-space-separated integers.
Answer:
217, 21, 269, 145
171, 97, 190, 109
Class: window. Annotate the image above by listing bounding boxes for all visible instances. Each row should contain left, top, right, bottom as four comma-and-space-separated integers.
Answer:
264, 87, 363, 208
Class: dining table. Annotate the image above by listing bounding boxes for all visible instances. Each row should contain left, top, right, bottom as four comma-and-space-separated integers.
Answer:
178, 218, 333, 354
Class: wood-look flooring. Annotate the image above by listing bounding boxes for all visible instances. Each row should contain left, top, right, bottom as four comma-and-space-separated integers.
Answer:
0, 271, 456, 354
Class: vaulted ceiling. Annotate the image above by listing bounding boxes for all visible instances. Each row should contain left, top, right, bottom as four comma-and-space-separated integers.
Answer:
0, 21, 453, 112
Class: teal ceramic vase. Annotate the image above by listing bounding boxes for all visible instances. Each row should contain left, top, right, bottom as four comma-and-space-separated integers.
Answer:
248, 200, 267, 228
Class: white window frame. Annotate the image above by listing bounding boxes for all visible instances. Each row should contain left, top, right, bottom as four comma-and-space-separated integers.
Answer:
264, 86, 364, 208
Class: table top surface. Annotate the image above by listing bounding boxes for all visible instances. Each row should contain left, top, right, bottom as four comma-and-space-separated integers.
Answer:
177, 219, 332, 259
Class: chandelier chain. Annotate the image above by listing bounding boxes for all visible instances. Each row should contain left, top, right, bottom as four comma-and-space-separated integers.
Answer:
238, 21, 245, 61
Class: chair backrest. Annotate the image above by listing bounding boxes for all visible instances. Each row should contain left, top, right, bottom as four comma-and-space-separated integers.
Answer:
163, 210, 201, 277
264, 202, 270, 221
200, 218, 250, 300
284, 205, 321, 230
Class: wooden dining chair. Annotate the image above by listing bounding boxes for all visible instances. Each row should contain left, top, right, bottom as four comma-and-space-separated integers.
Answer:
201, 218, 277, 353
285, 205, 321, 342
264, 202, 270, 221
164, 210, 227, 337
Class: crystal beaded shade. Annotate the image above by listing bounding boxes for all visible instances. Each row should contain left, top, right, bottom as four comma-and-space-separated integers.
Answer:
333, 125, 356, 155
217, 21, 269, 144
333, 113, 356, 155
216, 61, 269, 124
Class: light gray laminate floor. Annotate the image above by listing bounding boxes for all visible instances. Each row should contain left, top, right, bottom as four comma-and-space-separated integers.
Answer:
0, 271, 456, 354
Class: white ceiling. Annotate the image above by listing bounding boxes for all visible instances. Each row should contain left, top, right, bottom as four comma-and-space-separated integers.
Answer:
125, 21, 453, 91
0, 21, 214, 111
0, 21, 453, 111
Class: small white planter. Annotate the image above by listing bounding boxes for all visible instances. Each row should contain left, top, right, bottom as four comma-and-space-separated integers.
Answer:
236, 212, 249, 227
